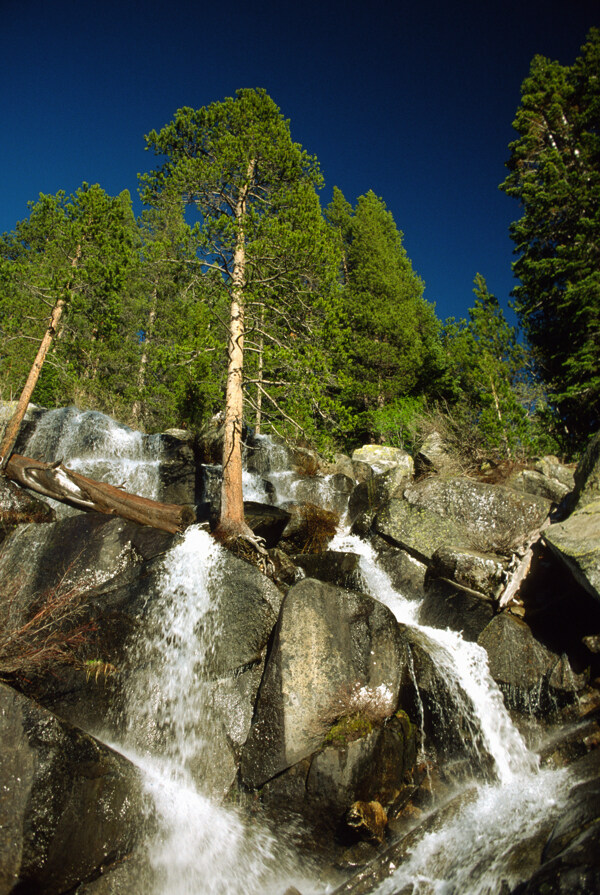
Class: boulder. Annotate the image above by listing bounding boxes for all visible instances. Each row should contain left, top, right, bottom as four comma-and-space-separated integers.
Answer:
403, 477, 551, 554
419, 580, 495, 643
544, 502, 600, 604
351, 446, 414, 476
543, 437, 600, 603
292, 551, 362, 589
373, 497, 470, 563
507, 461, 574, 505
318, 452, 356, 480
0, 475, 55, 544
0, 682, 144, 895
156, 430, 197, 505
372, 536, 427, 600
429, 545, 505, 597
572, 431, 600, 509
243, 501, 291, 548
239, 578, 406, 789
414, 430, 457, 477
348, 466, 413, 529
478, 612, 587, 714
287, 473, 354, 516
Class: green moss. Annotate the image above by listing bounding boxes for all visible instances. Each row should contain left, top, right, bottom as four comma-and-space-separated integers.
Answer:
324, 713, 374, 746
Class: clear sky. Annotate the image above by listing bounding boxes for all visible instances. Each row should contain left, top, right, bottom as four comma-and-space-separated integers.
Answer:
1, 0, 597, 322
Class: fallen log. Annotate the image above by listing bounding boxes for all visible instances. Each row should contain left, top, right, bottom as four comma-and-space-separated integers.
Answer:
4, 454, 195, 535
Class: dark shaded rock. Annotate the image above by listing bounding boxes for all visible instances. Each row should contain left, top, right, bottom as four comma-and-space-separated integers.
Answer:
156, 430, 197, 505
371, 535, 427, 599
243, 500, 291, 548
351, 461, 374, 484
292, 551, 362, 589
240, 578, 406, 789
348, 467, 413, 529
283, 473, 354, 516
478, 613, 587, 714
513, 774, 600, 894
0, 476, 55, 547
278, 503, 340, 555
0, 682, 144, 895
419, 579, 495, 642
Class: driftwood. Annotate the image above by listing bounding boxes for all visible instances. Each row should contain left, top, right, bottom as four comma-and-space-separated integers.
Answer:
497, 518, 551, 609
4, 454, 195, 535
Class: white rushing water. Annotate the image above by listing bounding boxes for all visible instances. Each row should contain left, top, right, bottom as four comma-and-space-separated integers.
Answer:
330, 527, 571, 895
24, 407, 161, 500
116, 526, 314, 895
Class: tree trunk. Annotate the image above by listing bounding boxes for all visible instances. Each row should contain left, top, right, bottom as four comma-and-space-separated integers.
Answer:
255, 304, 265, 434
0, 297, 66, 469
4, 454, 194, 534
216, 160, 256, 540
131, 287, 158, 426
0, 245, 81, 471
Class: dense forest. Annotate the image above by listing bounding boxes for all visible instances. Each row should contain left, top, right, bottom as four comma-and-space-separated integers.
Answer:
1, 29, 598, 463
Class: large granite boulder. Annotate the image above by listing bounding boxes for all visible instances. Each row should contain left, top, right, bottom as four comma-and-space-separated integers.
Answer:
0, 683, 144, 895
543, 433, 600, 604
506, 457, 575, 505
373, 497, 470, 563
240, 578, 406, 789
478, 612, 587, 713
156, 429, 198, 505
351, 446, 414, 476
348, 466, 413, 530
414, 430, 457, 477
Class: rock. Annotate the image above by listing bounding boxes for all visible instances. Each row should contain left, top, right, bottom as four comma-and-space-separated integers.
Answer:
156, 430, 197, 504
318, 452, 356, 480
544, 501, 600, 604
239, 578, 406, 789
0, 682, 144, 895
419, 579, 495, 642
572, 431, 600, 509
281, 473, 354, 516
515, 776, 600, 894
371, 536, 427, 599
478, 613, 587, 714
429, 545, 506, 598
414, 430, 457, 477
243, 500, 291, 548
0, 475, 55, 544
507, 466, 573, 505
373, 497, 470, 563
403, 477, 551, 554
351, 446, 414, 476
348, 466, 413, 529
352, 460, 374, 484
278, 503, 340, 555
345, 801, 388, 843
292, 551, 362, 589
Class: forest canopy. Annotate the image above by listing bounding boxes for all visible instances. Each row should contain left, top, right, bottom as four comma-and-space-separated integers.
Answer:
1, 31, 598, 464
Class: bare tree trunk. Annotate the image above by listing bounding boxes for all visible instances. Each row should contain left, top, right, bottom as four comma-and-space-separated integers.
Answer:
131, 287, 158, 427
216, 160, 256, 540
4, 453, 194, 534
0, 246, 81, 470
0, 298, 66, 469
489, 375, 512, 460
255, 304, 265, 434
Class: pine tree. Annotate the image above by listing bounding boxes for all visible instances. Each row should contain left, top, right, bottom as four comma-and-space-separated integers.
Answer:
500, 28, 600, 449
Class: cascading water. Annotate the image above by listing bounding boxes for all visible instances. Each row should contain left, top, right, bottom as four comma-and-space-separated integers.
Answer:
23, 407, 161, 501
329, 527, 572, 895
114, 527, 306, 895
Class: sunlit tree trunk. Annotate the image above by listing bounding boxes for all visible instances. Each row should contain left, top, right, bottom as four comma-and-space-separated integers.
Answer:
0, 245, 81, 470
217, 161, 256, 539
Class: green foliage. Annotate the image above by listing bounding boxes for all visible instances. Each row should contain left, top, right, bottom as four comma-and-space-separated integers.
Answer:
500, 28, 600, 451
324, 713, 374, 746
325, 189, 445, 446
442, 275, 554, 459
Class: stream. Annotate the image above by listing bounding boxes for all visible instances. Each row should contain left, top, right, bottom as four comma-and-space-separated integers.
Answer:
21, 411, 574, 895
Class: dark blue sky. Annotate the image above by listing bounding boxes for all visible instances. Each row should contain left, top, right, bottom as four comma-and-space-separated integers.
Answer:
1, 0, 597, 322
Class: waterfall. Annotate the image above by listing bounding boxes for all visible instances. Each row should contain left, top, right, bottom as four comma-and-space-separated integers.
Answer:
329, 526, 572, 895
23, 407, 161, 500
115, 526, 306, 895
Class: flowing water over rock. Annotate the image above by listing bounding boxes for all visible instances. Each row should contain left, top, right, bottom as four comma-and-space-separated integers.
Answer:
5, 415, 584, 894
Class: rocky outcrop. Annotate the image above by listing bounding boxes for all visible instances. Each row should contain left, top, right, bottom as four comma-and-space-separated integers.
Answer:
240, 578, 406, 789
0, 682, 144, 895
478, 612, 587, 713
351, 446, 414, 476
544, 433, 600, 603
